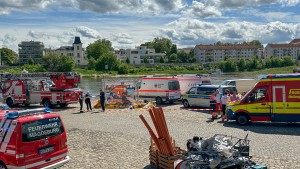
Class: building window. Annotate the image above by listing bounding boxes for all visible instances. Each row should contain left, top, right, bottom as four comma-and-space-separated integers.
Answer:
77, 53, 80, 58
77, 46, 79, 50
61, 53, 63, 56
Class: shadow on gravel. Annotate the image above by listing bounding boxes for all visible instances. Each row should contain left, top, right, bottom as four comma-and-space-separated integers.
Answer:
143, 164, 156, 169
222, 121, 300, 136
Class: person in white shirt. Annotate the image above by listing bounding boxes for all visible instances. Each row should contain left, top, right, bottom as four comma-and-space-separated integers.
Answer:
221, 91, 230, 121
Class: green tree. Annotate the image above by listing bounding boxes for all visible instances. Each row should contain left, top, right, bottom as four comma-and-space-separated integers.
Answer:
42, 53, 75, 72
0, 48, 18, 65
95, 53, 119, 71
126, 57, 130, 64
159, 57, 165, 63
237, 58, 247, 71
282, 56, 295, 66
27, 57, 35, 65
22, 64, 44, 72
168, 44, 177, 56
87, 57, 97, 70
169, 53, 177, 62
177, 51, 189, 63
222, 59, 237, 72
248, 56, 260, 70
86, 39, 114, 60
188, 57, 196, 63
143, 58, 149, 64
117, 63, 129, 74
249, 40, 263, 47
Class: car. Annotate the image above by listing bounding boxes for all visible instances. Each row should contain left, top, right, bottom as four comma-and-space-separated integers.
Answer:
181, 85, 237, 108
0, 107, 69, 169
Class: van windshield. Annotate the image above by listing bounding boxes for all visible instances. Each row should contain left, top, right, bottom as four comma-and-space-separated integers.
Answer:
22, 117, 64, 142
168, 81, 180, 90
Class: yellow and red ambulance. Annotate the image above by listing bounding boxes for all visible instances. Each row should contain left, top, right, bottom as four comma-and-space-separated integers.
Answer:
227, 74, 300, 125
0, 108, 69, 169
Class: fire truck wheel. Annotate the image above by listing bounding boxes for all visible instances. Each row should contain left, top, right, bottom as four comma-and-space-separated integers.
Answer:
0, 161, 7, 169
236, 113, 250, 126
6, 98, 14, 107
43, 99, 53, 108
155, 97, 163, 105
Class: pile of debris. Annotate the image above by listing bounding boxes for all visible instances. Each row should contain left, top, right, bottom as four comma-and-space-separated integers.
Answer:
181, 134, 260, 169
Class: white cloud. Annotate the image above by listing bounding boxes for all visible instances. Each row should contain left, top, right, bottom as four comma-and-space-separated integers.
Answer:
0, 0, 185, 15
75, 26, 101, 39
278, 0, 300, 6
185, 1, 222, 18
111, 33, 133, 45
0, 34, 17, 49
159, 18, 300, 47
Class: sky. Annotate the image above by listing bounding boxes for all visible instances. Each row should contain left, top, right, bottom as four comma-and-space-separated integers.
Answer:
1, 0, 300, 52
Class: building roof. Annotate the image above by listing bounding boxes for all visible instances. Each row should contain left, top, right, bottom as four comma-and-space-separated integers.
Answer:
290, 39, 300, 44
56, 46, 74, 50
268, 44, 300, 48
73, 36, 82, 44
196, 44, 261, 50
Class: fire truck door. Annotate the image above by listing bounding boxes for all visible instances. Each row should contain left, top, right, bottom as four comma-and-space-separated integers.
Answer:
271, 86, 286, 122
52, 93, 57, 103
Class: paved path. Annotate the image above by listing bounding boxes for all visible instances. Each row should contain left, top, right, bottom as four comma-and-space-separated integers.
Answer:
48, 102, 300, 169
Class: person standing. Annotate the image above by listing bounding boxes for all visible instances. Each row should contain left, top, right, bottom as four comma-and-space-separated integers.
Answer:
100, 89, 105, 112
79, 92, 84, 113
210, 90, 217, 118
221, 91, 230, 121
213, 89, 221, 119
85, 92, 92, 112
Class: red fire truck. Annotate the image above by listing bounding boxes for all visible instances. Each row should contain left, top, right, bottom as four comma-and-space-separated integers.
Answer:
1, 77, 80, 108
0, 108, 69, 169
1, 72, 81, 91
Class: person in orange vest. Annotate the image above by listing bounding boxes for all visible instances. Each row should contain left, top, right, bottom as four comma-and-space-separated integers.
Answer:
210, 90, 217, 118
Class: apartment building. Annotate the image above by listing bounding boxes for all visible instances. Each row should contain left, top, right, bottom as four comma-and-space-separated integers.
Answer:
194, 44, 262, 64
18, 41, 44, 65
115, 46, 167, 65
54, 37, 88, 66
264, 39, 300, 59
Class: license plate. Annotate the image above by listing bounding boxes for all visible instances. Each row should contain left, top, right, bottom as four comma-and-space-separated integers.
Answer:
39, 145, 55, 155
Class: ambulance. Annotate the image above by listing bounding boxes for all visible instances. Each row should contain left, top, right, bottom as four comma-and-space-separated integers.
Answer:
226, 74, 300, 125
175, 74, 212, 95
0, 108, 69, 169
134, 77, 181, 105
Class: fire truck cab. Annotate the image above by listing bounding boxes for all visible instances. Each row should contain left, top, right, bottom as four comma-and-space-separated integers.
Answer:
227, 74, 300, 125
2, 78, 79, 108
0, 108, 69, 169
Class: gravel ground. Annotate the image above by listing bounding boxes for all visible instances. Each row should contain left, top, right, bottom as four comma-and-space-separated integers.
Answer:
49, 101, 300, 169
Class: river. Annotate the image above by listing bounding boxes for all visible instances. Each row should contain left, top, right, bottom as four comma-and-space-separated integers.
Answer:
78, 73, 260, 95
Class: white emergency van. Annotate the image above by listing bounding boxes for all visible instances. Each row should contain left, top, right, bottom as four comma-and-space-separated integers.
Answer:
134, 77, 181, 104
220, 79, 257, 93
175, 74, 211, 95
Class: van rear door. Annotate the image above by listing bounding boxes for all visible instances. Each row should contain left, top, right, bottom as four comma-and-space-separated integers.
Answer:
18, 116, 67, 168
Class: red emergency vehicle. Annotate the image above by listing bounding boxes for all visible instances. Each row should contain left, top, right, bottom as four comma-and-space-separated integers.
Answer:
0, 108, 69, 169
1, 78, 79, 108
0, 72, 80, 91
227, 74, 300, 125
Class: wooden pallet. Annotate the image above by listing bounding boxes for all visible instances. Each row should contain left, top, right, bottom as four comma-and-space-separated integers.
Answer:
149, 139, 186, 169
